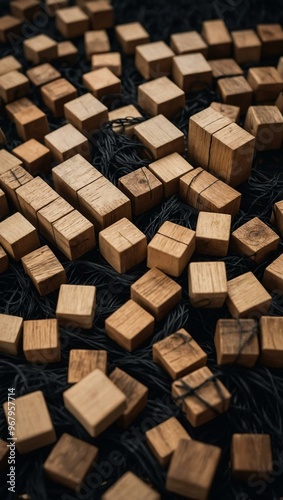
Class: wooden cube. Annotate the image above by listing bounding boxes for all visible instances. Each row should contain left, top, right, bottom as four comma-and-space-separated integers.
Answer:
256, 24, 283, 57
0, 166, 32, 210
41, 78, 78, 118
13, 139, 52, 174
231, 29, 261, 64
91, 52, 122, 77
201, 19, 232, 58
138, 76, 185, 118
135, 41, 174, 80
231, 217, 279, 262
45, 124, 91, 162
56, 284, 96, 328
44, 433, 98, 490
247, 67, 283, 102
99, 218, 147, 273
14, 104, 49, 142
0, 245, 9, 274
0, 70, 29, 104
209, 58, 243, 79
271, 200, 283, 236
131, 267, 182, 321
83, 68, 121, 100
64, 92, 108, 134
5, 96, 34, 122
23, 35, 57, 64
214, 319, 259, 367
147, 221, 195, 277
3, 391, 56, 454
45, 0, 68, 14
189, 261, 227, 308
16, 176, 58, 227
0, 212, 40, 261
23, 318, 61, 363
56, 6, 89, 38
263, 254, 283, 294
0, 55, 22, 77
260, 316, 283, 368
166, 439, 221, 499
231, 434, 272, 480
196, 212, 231, 257
172, 53, 212, 93
115, 22, 150, 55
10, 0, 39, 20
21, 245, 67, 296
0, 189, 9, 219
57, 40, 78, 64
63, 369, 127, 437
146, 417, 190, 467
68, 349, 107, 383
0, 15, 22, 43
0, 313, 23, 355
109, 104, 142, 136
244, 105, 283, 150
84, 0, 114, 29
85, 30, 110, 59
148, 153, 193, 198
217, 76, 253, 114
170, 31, 208, 56
227, 272, 272, 318
26, 63, 60, 87
52, 210, 95, 260
118, 167, 163, 216
0, 149, 23, 174
105, 299, 155, 351
134, 114, 184, 160
102, 472, 160, 500
210, 101, 240, 123
109, 367, 148, 428
36, 197, 71, 241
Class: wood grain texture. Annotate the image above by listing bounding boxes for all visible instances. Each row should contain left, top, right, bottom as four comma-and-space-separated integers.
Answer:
41, 78, 78, 118
189, 261, 228, 308
64, 92, 108, 133
244, 105, 283, 150
0, 313, 23, 355
231, 217, 279, 262
5, 96, 33, 121
45, 123, 91, 163
247, 66, 283, 102
260, 316, 283, 368
102, 471, 160, 500
0, 149, 23, 176
118, 167, 163, 216
84, 1, 114, 30
16, 176, 59, 228
68, 349, 107, 383
263, 254, 283, 294
83, 68, 121, 100
13, 139, 52, 175
56, 6, 89, 38
196, 211, 231, 257
172, 53, 212, 93
231, 434, 272, 480
256, 23, 283, 57
14, 104, 49, 142
52, 209, 95, 260
217, 76, 253, 114
26, 63, 60, 87
231, 29, 261, 64
23, 34, 57, 64
0, 212, 40, 261
138, 76, 185, 118
56, 284, 96, 328
0, 165, 32, 210
148, 153, 193, 198
201, 19, 232, 58
115, 22, 149, 55
209, 58, 243, 79
170, 31, 208, 56
84, 30, 110, 59
210, 101, 240, 123
134, 114, 184, 160
91, 52, 122, 76
227, 271, 272, 318
0, 70, 29, 103
135, 41, 174, 80
214, 318, 259, 367
23, 318, 61, 363
146, 416, 190, 467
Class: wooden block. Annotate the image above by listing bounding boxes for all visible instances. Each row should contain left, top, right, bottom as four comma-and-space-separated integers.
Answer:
134, 114, 184, 160
209, 58, 243, 79
148, 153, 193, 198
53, 209, 95, 260
247, 67, 283, 102
0, 313, 23, 355
170, 31, 208, 56
231, 217, 279, 262
99, 218, 147, 273
0, 165, 32, 210
146, 417, 190, 467
166, 439, 221, 499
227, 272, 272, 318
84, 0, 114, 30
56, 6, 89, 38
115, 22, 150, 55
57, 41, 78, 64
118, 167, 163, 216
41, 78, 78, 118
3, 391, 56, 454
259, 316, 283, 368
68, 349, 107, 383
21, 245, 67, 296
23, 35, 57, 64
14, 105, 49, 142
105, 299, 154, 351
0, 212, 40, 261
231, 434, 272, 480
0, 55, 22, 76
189, 261, 227, 308
109, 104, 142, 136
45, 124, 91, 162
0, 15, 22, 43
210, 101, 240, 123
0, 245, 9, 274
5, 96, 33, 121
263, 253, 283, 293
217, 76, 253, 114
26, 63, 60, 87
0, 70, 29, 104
91, 52, 121, 77
0, 439, 9, 471
147, 221, 195, 277
277, 57, 283, 78
196, 212, 231, 256
138, 76, 185, 118
85, 30, 110, 59
201, 19, 232, 58
271, 200, 283, 236
44, 433, 98, 490
102, 472, 160, 500
135, 41, 174, 80
214, 318, 259, 367
244, 105, 283, 151
180, 168, 241, 217
0, 149, 23, 176
64, 92, 108, 134
131, 267, 182, 321
109, 367, 148, 428
11, 0, 39, 20
13, 139, 52, 174
153, 328, 207, 379
56, 284, 96, 328
16, 176, 59, 227
45, 0, 68, 14
63, 369, 127, 437
37, 197, 72, 241
23, 318, 61, 363
256, 24, 283, 57
172, 53, 212, 93
231, 29, 261, 64
83, 68, 121, 100
0, 188, 9, 219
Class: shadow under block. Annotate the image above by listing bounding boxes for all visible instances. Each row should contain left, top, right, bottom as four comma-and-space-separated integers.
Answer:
247, 67, 283, 102
172, 53, 212, 93
231, 434, 272, 481
105, 299, 155, 351
260, 316, 283, 368
196, 212, 231, 256
91, 52, 122, 77
148, 153, 193, 198
3, 391, 56, 454
153, 328, 207, 379
0, 245, 9, 274
64, 93, 108, 133
102, 471, 160, 500
23, 35, 57, 64
85, 30, 110, 59
118, 167, 163, 216
0, 55, 22, 77
56, 284, 96, 328
138, 76, 185, 118
83, 68, 121, 100
166, 439, 221, 499
63, 369, 127, 437
12, 139, 52, 175
147, 221, 195, 277
21, 245, 67, 296
214, 318, 259, 367
68, 349, 107, 383
231, 29, 261, 64
41, 78, 78, 118
256, 24, 283, 57
263, 254, 283, 293
244, 106, 283, 151
170, 31, 208, 56
209, 58, 243, 79
0, 70, 29, 104
134, 114, 184, 160
84, 0, 114, 30
188, 261, 228, 308
135, 41, 174, 80
231, 217, 279, 263
131, 267, 182, 321
56, 6, 89, 38
0, 212, 40, 261
217, 76, 253, 114
26, 63, 61, 87
271, 200, 283, 236
23, 318, 61, 363
210, 102, 240, 123
115, 22, 150, 55
0, 189, 9, 219
0, 313, 23, 355
108, 104, 142, 137
109, 367, 148, 428
146, 416, 190, 467
201, 19, 232, 58
44, 124, 91, 163
44, 433, 98, 491
227, 272, 272, 318
0, 15, 22, 43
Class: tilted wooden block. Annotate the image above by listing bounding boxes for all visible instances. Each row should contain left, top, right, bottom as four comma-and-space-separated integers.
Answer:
201, 19, 232, 58
263, 253, 283, 294
170, 31, 208, 56
105, 299, 155, 351
115, 22, 150, 55
56, 6, 89, 38
26, 63, 60, 87
68, 349, 107, 383
41, 78, 78, 118
102, 472, 160, 500
146, 417, 190, 467
64, 92, 108, 134
214, 318, 259, 367
231, 434, 272, 480
0, 212, 40, 261
0, 70, 29, 103
196, 212, 231, 257
0, 189, 9, 219
109, 104, 142, 137
84, 0, 114, 29
231, 29, 261, 64
91, 52, 122, 76
256, 24, 283, 57
56, 284, 96, 328
153, 328, 207, 379
45, 124, 91, 162
0, 313, 23, 355
63, 369, 127, 437
0, 245, 9, 274
231, 217, 279, 262
109, 367, 148, 428
44, 433, 98, 491
11, 0, 39, 20
23, 318, 61, 363
134, 114, 184, 160
227, 272, 272, 318
0, 165, 32, 210
0, 55, 22, 76
138, 76, 185, 118
57, 41, 78, 64
147, 221, 195, 277
209, 58, 243, 79
14, 104, 49, 142
13, 139, 52, 175
0, 15, 22, 43
172, 53, 212, 93
118, 167, 163, 216
23, 35, 57, 64
260, 316, 283, 368
148, 153, 193, 198
247, 67, 283, 102
271, 200, 283, 236
217, 76, 253, 114
166, 439, 221, 499
210, 102, 240, 123
135, 41, 174, 80
16, 176, 59, 227
244, 105, 283, 150
21, 245, 67, 296
3, 391, 56, 454
83, 68, 121, 100
0, 439, 9, 471
189, 261, 228, 308
85, 30, 110, 59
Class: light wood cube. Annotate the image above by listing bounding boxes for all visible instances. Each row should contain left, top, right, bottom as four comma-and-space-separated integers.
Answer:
68, 349, 107, 383
23, 318, 61, 363
217, 76, 253, 114
0, 70, 29, 103
115, 22, 150, 55
57, 41, 78, 64
56, 284, 96, 328
108, 104, 142, 136
11, 0, 39, 20
209, 58, 243, 79
0, 189, 9, 220
85, 30, 110, 59
244, 105, 283, 150
148, 153, 193, 198
0, 149, 23, 175
0, 165, 32, 211
231, 434, 272, 480
196, 212, 231, 256
118, 167, 163, 216
231, 217, 279, 263
27, 63, 60, 87
102, 472, 160, 500
53, 210, 95, 260
135, 41, 174, 80
170, 31, 208, 56
172, 53, 212, 93
41, 78, 78, 118
146, 416, 190, 467
263, 254, 283, 294
0, 245, 9, 274
45, 124, 91, 162
84, 0, 114, 30
91, 52, 122, 76
188, 261, 228, 308
231, 29, 261, 64
210, 102, 240, 123
134, 114, 184, 160
16, 176, 59, 228
83, 68, 121, 100
0, 313, 23, 355
12, 139, 52, 174
256, 24, 283, 57
201, 19, 232, 58
5, 96, 33, 122
0, 15, 22, 43
247, 67, 283, 102
64, 92, 108, 133
138, 76, 185, 118
260, 316, 283, 368
14, 104, 49, 142
23, 34, 57, 64
0, 212, 40, 261
227, 271, 272, 318
0, 55, 22, 76
56, 6, 89, 38
36, 197, 71, 240
214, 318, 259, 367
